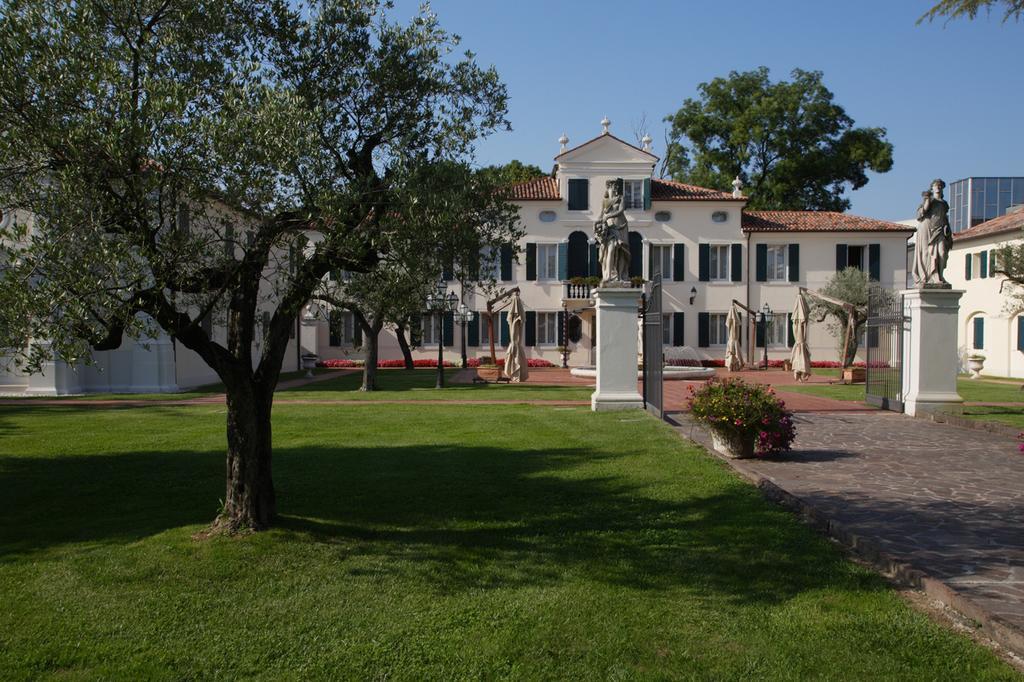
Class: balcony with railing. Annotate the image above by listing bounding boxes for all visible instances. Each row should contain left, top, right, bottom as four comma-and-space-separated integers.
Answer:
563, 282, 593, 301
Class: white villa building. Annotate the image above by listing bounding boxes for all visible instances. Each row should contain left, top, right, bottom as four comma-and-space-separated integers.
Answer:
2, 122, 916, 394
314, 125, 913, 370
946, 204, 1024, 378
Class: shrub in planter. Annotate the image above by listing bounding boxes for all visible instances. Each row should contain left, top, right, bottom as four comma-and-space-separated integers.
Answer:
688, 378, 796, 458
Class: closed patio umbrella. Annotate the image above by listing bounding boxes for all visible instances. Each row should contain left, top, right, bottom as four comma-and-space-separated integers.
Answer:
725, 304, 743, 372
791, 293, 812, 382
503, 293, 529, 383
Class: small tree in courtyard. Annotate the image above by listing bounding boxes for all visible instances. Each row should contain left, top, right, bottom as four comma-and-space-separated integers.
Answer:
811, 267, 881, 367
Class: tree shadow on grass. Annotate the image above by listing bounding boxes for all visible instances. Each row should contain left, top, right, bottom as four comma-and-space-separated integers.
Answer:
0, 426, 890, 607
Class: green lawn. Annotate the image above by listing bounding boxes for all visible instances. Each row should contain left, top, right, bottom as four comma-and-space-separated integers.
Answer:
0, 404, 1016, 679
776, 376, 1024, 408
276, 368, 592, 402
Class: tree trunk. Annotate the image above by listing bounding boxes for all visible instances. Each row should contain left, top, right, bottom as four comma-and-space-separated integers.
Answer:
215, 382, 276, 533
361, 321, 382, 391
395, 321, 415, 370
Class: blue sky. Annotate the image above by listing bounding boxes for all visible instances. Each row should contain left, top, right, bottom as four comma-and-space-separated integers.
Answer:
399, 0, 1021, 220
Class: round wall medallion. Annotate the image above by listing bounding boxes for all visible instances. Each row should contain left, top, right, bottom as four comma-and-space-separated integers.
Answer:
539, 210, 557, 223
711, 211, 728, 223
654, 211, 671, 222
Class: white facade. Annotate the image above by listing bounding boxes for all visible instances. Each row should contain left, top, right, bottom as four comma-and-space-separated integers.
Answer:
309, 125, 913, 369
945, 207, 1024, 378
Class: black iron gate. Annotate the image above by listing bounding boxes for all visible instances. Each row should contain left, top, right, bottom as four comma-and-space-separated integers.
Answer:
865, 289, 905, 412
642, 275, 664, 419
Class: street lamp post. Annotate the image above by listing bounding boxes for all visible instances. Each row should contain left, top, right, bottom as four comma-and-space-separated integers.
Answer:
425, 278, 458, 389
454, 302, 475, 369
758, 302, 774, 370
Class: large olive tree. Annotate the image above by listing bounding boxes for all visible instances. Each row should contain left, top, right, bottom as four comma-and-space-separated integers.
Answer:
0, 0, 511, 532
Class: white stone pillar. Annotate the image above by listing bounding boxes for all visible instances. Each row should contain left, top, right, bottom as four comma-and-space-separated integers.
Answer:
591, 288, 644, 411
901, 288, 964, 416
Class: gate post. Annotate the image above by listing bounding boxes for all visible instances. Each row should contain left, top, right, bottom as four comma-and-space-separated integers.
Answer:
901, 288, 964, 416
591, 287, 644, 411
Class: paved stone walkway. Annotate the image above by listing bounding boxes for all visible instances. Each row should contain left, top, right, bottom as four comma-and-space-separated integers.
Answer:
671, 410, 1024, 657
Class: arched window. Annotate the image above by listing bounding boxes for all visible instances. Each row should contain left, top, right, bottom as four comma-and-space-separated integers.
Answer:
567, 231, 589, 279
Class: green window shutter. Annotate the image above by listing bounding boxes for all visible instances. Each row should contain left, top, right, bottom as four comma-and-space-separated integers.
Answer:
500, 244, 513, 281
980, 250, 988, 278
443, 312, 454, 347
526, 243, 537, 281
1017, 317, 1024, 352
643, 177, 651, 210
787, 313, 795, 347
557, 242, 568, 281
868, 244, 881, 281
629, 232, 643, 278
354, 318, 363, 348
973, 317, 984, 350
755, 244, 767, 282
467, 314, 480, 347
868, 325, 879, 349
673, 244, 685, 281
500, 311, 510, 347
525, 311, 536, 346
698, 244, 710, 281
568, 179, 588, 210
730, 244, 742, 282
442, 260, 453, 281
756, 318, 765, 347
965, 253, 972, 280
673, 312, 685, 347
329, 310, 341, 347
836, 244, 847, 272
698, 312, 710, 348
788, 244, 800, 282
589, 242, 600, 277
557, 311, 565, 346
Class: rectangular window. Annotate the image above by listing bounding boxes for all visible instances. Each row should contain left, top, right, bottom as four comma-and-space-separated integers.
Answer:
708, 313, 729, 345
846, 245, 865, 270
537, 243, 558, 280
709, 245, 730, 281
421, 314, 440, 346
537, 312, 558, 345
973, 316, 985, 350
567, 179, 589, 211
662, 314, 672, 346
767, 317, 787, 346
766, 245, 788, 281
479, 246, 499, 280
329, 310, 355, 347
480, 313, 492, 347
649, 245, 673, 281
623, 179, 644, 210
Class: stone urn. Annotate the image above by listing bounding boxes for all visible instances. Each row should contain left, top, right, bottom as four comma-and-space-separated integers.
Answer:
710, 429, 755, 459
967, 355, 985, 379
301, 353, 318, 379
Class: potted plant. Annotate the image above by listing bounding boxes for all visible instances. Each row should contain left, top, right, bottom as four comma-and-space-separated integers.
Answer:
688, 378, 796, 459
967, 354, 985, 379
842, 366, 866, 384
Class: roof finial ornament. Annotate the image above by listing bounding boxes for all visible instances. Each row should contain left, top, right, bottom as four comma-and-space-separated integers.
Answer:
558, 133, 569, 153
600, 116, 610, 135
641, 134, 652, 152
731, 176, 743, 198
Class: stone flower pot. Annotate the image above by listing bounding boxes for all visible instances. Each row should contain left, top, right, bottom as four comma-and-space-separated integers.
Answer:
710, 429, 756, 459
967, 356, 985, 379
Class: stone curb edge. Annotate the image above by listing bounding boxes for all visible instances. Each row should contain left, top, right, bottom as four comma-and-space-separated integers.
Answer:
665, 413, 1024, 660
924, 411, 1022, 439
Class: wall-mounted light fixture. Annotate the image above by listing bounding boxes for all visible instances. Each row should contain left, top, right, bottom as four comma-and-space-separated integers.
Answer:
689, 286, 698, 305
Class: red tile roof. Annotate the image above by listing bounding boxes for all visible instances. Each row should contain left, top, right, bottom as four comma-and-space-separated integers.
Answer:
504, 176, 560, 201
741, 211, 913, 233
504, 176, 742, 202
652, 178, 743, 201
952, 207, 1024, 243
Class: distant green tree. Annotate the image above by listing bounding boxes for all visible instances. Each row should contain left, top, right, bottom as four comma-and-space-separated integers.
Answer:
663, 68, 893, 211
919, 0, 1023, 23
477, 160, 547, 186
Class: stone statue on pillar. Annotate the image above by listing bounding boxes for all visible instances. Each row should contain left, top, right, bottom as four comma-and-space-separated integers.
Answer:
594, 178, 631, 287
912, 179, 953, 288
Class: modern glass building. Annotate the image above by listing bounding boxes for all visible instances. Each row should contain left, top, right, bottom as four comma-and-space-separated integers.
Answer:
948, 177, 1024, 233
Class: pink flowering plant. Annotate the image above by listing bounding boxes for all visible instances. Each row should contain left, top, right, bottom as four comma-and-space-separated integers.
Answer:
688, 378, 796, 457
